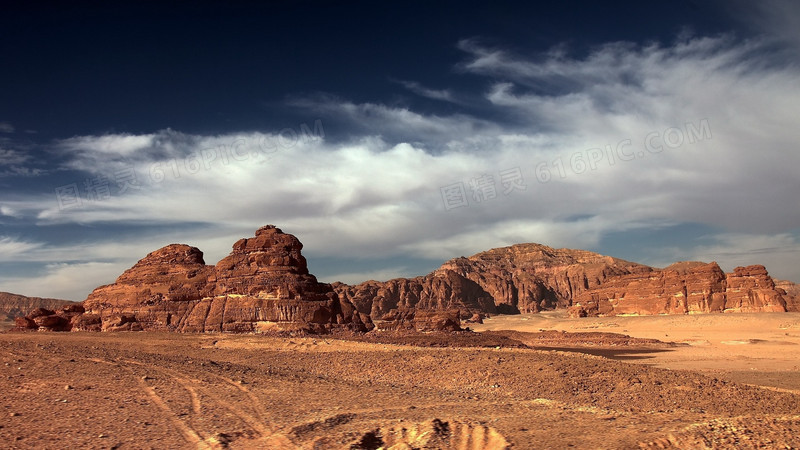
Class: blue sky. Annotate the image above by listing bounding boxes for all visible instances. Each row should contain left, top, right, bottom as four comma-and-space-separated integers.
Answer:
1, 1, 799, 300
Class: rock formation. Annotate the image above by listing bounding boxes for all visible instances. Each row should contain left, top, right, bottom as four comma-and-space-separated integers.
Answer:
335, 245, 795, 319
377, 308, 462, 332
16, 226, 371, 333
570, 263, 789, 317
334, 243, 652, 318
14, 233, 797, 329
775, 279, 800, 312
0, 292, 75, 323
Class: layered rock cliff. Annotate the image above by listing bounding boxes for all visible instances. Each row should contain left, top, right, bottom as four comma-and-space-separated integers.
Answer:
334, 243, 653, 318
17, 225, 371, 333
570, 263, 789, 317
335, 244, 795, 318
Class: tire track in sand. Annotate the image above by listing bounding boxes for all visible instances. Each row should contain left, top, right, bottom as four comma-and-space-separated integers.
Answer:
119, 358, 296, 449
85, 357, 211, 449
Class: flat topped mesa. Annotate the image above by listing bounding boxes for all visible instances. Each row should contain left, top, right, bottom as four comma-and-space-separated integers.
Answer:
16, 225, 371, 334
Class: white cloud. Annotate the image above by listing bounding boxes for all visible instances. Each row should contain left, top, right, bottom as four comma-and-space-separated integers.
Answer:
395, 80, 456, 102
59, 133, 155, 156
0, 148, 29, 166
0, 206, 20, 218
0, 237, 42, 258
0, 122, 14, 133
1, 31, 798, 296
0, 261, 127, 301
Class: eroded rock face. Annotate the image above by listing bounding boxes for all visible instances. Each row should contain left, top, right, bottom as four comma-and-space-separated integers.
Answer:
81, 244, 215, 330
17, 226, 371, 334
334, 243, 652, 317
377, 308, 462, 332
775, 279, 800, 312
13, 304, 86, 332
572, 263, 788, 316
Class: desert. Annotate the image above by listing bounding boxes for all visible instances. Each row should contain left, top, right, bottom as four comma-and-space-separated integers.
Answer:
3, 2, 800, 449
3, 225, 800, 448
2, 317, 800, 449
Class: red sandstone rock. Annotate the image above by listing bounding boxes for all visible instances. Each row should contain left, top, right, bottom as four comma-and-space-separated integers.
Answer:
378, 308, 462, 332
335, 243, 652, 317
775, 279, 800, 312
572, 263, 788, 316
20, 225, 371, 334
0, 292, 75, 323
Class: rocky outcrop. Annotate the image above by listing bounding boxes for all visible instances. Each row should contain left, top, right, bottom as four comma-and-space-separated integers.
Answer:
377, 308, 462, 332
571, 263, 789, 316
16, 225, 372, 334
0, 292, 76, 322
724, 265, 787, 313
13, 304, 86, 331
774, 279, 800, 312
81, 244, 215, 331
334, 243, 652, 318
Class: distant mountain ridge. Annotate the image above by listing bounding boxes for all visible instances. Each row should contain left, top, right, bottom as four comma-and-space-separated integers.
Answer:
334, 243, 653, 318
334, 243, 799, 318
10, 231, 800, 332
0, 292, 75, 321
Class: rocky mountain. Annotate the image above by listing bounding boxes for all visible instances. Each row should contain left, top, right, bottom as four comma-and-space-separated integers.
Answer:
15, 225, 371, 333
14, 231, 797, 330
334, 243, 653, 318
570, 262, 790, 317
0, 292, 75, 323
335, 244, 795, 318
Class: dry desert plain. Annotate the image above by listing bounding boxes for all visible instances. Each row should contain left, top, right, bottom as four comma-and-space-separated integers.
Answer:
1, 312, 800, 449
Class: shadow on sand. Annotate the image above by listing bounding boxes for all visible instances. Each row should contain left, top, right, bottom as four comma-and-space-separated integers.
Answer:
533, 346, 674, 361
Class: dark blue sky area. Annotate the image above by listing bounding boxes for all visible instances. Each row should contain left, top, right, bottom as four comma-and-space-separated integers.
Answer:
2, 1, 732, 139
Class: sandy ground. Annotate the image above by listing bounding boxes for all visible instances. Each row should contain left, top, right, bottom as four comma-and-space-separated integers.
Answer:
473, 311, 800, 392
1, 326, 800, 449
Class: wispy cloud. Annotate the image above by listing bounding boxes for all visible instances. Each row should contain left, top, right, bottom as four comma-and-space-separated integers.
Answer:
0, 122, 14, 133
394, 79, 457, 102
3, 30, 800, 297
0, 148, 29, 166
0, 236, 42, 259
59, 133, 155, 156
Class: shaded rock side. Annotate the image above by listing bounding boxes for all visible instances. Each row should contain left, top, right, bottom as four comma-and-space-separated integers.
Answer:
571, 263, 788, 317
774, 279, 800, 312
334, 243, 652, 318
19, 225, 371, 333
